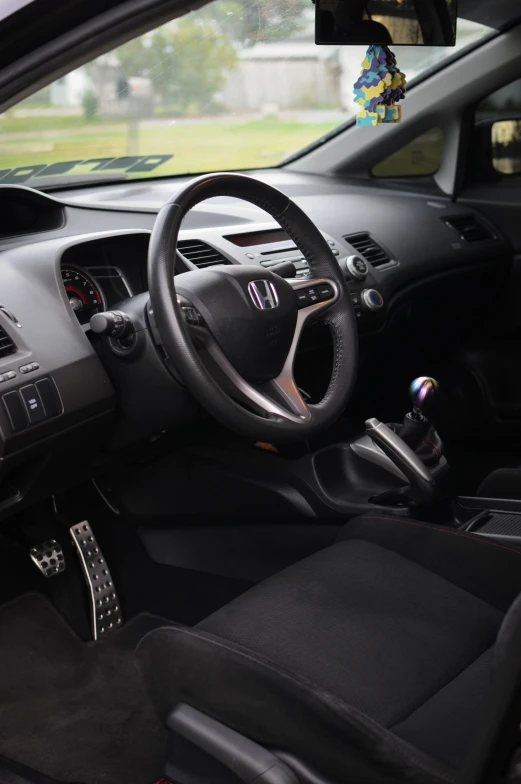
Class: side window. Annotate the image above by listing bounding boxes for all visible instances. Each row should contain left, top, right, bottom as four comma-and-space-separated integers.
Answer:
371, 128, 444, 178
475, 78, 521, 178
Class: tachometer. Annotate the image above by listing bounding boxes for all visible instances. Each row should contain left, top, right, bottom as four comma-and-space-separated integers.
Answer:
62, 267, 105, 325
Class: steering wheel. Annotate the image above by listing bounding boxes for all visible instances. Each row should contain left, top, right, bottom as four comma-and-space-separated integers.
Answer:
148, 173, 358, 441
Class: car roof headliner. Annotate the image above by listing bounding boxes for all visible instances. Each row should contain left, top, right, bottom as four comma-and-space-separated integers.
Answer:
460, 0, 521, 31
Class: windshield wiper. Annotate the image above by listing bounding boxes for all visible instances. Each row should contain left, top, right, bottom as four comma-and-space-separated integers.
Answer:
0, 154, 173, 187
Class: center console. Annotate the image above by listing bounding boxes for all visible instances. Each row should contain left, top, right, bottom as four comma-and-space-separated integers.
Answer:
313, 376, 449, 512
454, 496, 521, 543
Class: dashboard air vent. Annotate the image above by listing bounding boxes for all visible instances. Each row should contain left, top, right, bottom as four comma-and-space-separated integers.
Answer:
344, 233, 396, 269
442, 215, 497, 243
0, 326, 15, 358
177, 240, 230, 268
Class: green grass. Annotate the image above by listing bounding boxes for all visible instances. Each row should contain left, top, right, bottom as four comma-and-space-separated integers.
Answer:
0, 116, 340, 177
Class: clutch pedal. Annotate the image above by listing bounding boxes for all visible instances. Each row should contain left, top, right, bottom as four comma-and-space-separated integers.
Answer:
70, 521, 123, 640
29, 539, 65, 578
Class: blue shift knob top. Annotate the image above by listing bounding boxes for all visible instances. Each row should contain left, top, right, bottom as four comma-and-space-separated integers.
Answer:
409, 377, 439, 411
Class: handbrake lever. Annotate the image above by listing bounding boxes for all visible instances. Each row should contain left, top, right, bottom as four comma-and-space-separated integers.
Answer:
365, 418, 437, 503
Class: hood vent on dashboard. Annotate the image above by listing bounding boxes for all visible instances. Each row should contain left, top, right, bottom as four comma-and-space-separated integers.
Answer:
0, 326, 15, 358
442, 215, 497, 243
176, 240, 230, 268
344, 233, 397, 270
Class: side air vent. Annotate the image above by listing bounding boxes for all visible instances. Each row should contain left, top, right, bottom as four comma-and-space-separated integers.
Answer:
344, 233, 397, 270
0, 325, 16, 358
442, 215, 497, 244
177, 240, 231, 268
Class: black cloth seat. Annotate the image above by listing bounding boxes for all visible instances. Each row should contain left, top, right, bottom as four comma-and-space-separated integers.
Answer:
136, 515, 521, 784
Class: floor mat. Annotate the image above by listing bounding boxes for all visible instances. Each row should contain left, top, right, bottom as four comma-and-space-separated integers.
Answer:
0, 593, 169, 784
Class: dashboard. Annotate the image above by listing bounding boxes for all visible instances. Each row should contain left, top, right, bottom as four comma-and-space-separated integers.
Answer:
0, 170, 511, 516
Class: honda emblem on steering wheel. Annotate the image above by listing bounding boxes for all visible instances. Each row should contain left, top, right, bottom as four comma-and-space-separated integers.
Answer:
248, 280, 279, 310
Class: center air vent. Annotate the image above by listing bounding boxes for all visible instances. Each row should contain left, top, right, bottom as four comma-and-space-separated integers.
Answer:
344, 233, 397, 270
177, 240, 230, 268
0, 326, 15, 358
442, 215, 497, 244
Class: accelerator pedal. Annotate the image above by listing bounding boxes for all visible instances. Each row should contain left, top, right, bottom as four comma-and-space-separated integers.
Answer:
29, 539, 65, 578
70, 520, 123, 640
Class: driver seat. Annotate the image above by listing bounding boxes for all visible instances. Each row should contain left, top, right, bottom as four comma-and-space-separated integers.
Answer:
136, 515, 521, 784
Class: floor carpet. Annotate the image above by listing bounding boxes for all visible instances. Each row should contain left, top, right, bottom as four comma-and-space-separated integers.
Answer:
0, 593, 170, 784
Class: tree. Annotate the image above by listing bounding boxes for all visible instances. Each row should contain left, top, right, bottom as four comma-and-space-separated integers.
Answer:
116, 17, 237, 113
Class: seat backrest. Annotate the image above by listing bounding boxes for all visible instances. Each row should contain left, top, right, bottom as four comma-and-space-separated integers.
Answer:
460, 592, 521, 784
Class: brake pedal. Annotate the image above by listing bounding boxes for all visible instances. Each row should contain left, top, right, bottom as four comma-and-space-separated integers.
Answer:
70, 521, 123, 640
29, 539, 65, 577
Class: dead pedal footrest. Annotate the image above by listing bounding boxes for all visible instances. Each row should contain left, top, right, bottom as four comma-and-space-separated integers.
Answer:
29, 539, 65, 577
70, 521, 123, 640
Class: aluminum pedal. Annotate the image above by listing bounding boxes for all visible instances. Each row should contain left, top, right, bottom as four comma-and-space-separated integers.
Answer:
29, 539, 65, 578
70, 521, 123, 640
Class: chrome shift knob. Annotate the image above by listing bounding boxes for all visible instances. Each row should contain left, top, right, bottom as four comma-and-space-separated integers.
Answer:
409, 377, 439, 414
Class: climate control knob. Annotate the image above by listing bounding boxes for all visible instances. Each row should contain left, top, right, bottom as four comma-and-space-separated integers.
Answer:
346, 255, 369, 280
361, 289, 384, 312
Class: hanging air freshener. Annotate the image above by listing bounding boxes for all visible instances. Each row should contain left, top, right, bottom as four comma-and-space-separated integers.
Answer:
353, 45, 406, 126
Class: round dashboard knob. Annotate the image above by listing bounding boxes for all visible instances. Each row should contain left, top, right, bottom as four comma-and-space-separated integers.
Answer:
361, 289, 384, 311
346, 255, 369, 280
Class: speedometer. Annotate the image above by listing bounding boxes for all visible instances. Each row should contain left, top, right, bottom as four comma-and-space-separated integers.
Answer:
62, 267, 105, 325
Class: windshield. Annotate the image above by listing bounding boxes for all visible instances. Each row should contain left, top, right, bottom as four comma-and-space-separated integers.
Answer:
0, 1, 493, 187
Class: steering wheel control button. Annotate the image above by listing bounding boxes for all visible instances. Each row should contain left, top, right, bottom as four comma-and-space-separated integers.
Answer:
346, 255, 369, 280
307, 288, 320, 304
2, 391, 29, 432
296, 291, 310, 309
362, 288, 384, 312
20, 384, 46, 425
318, 284, 334, 301
182, 306, 203, 326
35, 379, 62, 419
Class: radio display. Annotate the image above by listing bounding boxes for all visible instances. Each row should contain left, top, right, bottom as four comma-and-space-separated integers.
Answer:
224, 229, 290, 247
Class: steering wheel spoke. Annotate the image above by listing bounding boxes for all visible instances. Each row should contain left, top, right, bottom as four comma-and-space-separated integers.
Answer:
179, 276, 339, 424
193, 328, 310, 423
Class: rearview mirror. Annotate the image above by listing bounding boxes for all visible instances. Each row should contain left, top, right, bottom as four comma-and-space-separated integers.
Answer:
315, 0, 458, 46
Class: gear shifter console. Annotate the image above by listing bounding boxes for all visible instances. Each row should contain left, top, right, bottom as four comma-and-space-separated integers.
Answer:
350, 376, 448, 506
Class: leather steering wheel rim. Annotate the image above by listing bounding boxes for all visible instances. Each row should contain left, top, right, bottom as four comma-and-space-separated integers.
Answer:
148, 172, 358, 441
